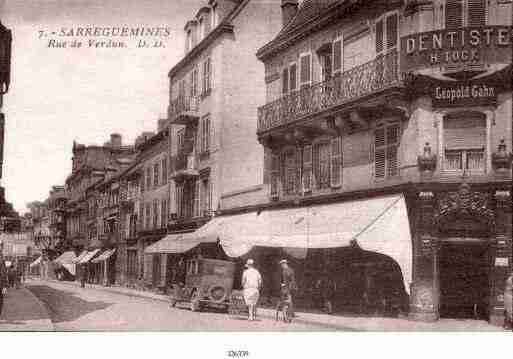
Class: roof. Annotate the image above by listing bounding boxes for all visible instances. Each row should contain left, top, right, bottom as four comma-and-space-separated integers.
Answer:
168, 0, 248, 79
257, 0, 393, 61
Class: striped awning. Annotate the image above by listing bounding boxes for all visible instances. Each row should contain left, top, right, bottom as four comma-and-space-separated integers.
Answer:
77, 249, 100, 264
91, 249, 116, 263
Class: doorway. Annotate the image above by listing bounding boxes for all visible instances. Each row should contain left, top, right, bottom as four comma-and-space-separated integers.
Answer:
438, 239, 491, 320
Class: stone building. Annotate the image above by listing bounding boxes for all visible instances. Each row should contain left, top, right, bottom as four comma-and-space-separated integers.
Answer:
241, 0, 511, 325
64, 134, 135, 256
144, 0, 283, 278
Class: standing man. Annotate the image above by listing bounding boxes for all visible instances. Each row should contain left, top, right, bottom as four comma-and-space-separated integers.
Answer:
280, 259, 297, 317
0, 241, 8, 317
241, 259, 262, 321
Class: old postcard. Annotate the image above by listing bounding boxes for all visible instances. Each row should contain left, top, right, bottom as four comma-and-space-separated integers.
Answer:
0, 1, 511, 354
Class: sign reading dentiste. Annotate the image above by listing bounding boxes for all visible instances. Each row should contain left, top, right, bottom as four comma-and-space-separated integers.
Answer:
400, 26, 512, 73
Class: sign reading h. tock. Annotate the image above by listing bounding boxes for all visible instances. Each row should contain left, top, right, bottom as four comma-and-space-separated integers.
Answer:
400, 26, 512, 73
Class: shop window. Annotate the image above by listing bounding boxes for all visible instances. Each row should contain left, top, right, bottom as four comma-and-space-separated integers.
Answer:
443, 112, 486, 173
445, 0, 486, 29
374, 122, 400, 179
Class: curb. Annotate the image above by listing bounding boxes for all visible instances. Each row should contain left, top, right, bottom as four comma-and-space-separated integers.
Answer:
16, 287, 54, 331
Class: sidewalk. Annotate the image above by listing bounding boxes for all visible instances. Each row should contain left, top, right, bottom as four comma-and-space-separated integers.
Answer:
32, 278, 506, 331
0, 286, 53, 331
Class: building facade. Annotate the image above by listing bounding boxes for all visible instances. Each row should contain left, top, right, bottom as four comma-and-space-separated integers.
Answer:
166, 0, 282, 229
250, 0, 511, 325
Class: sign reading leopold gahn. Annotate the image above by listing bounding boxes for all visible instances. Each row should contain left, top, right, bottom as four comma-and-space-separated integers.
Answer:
432, 82, 497, 107
401, 26, 512, 73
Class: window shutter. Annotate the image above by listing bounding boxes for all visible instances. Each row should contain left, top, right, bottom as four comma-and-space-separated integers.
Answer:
386, 145, 398, 177
444, 116, 486, 150
375, 19, 384, 54
332, 38, 342, 74
162, 158, 167, 184
300, 54, 311, 87
386, 14, 398, 50
445, 0, 463, 30
270, 153, 280, 198
282, 68, 289, 94
468, 0, 486, 27
330, 137, 342, 187
206, 57, 212, 92
289, 63, 297, 91
282, 149, 297, 195
302, 145, 313, 192
375, 127, 386, 179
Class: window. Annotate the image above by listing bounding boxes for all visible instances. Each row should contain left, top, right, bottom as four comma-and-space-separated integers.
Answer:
177, 129, 185, 152
190, 67, 198, 98
161, 199, 168, 228
186, 29, 193, 51
198, 17, 204, 40
146, 167, 152, 191
330, 137, 343, 187
202, 57, 212, 95
176, 184, 184, 218
299, 53, 312, 88
193, 180, 201, 217
332, 37, 343, 75
127, 250, 137, 279
153, 163, 160, 187
445, 0, 486, 29
282, 63, 297, 94
313, 142, 331, 189
375, 12, 398, 56
179, 79, 186, 99
319, 50, 332, 83
200, 178, 211, 216
200, 116, 211, 154
162, 158, 168, 185
375, 122, 400, 179
145, 203, 151, 229
153, 200, 159, 228
270, 153, 280, 199
282, 67, 289, 94
443, 113, 486, 173
282, 148, 298, 196
302, 145, 313, 193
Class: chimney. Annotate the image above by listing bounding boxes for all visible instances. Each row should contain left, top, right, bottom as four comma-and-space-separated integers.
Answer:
281, 0, 298, 27
110, 133, 122, 148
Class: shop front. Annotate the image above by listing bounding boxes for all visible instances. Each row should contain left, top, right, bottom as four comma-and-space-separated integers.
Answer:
148, 194, 414, 315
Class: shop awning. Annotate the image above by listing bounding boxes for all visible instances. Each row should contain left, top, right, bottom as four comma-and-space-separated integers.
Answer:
195, 195, 413, 293
29, 256, 42, 268
77, 249, 100, 264
54, 251, 77, 275
91, 249, 116, 263
144, 232, 214, 254
73, 250, 89, 264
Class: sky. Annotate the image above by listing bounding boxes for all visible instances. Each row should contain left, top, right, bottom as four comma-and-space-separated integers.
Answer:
0, 0, 204, 213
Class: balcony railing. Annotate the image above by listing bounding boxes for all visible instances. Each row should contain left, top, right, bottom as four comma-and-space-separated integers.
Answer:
257, 51, 401, 133
169, 95, 200, 124
172, 153, 199, 180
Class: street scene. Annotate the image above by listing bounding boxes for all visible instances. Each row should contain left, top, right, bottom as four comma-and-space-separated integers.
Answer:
0, 0, 512, 334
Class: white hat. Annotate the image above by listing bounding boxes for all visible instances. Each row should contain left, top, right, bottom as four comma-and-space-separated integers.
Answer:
245, 258, 254, 267
279, 259, 287, 265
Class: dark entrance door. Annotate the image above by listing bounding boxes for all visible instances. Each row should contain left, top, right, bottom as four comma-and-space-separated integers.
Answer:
438, 240, 490, 319
152, 254, 161, 288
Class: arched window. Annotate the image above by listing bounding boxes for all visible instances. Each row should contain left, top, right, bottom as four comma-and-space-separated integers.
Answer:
443, 111, 486, 173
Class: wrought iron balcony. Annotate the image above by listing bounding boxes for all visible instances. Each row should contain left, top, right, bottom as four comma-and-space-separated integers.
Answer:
257, 51, 401, 134
168, 95, 200, 125
171, 153, 199, 181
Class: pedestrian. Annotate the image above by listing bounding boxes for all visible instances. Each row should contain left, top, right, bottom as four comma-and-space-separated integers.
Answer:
241, 258, 262, 321
0, 246, 8, 317
321, 275, 336, 314
80, 264, 87, 288
279, 259, 297, 317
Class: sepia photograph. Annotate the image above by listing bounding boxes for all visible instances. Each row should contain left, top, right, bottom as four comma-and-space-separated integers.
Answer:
0, 0, 511, 355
